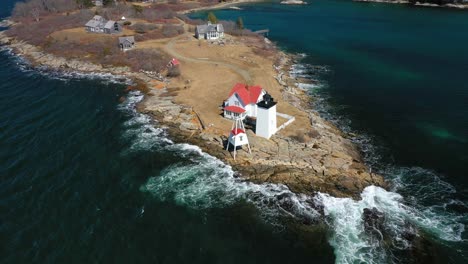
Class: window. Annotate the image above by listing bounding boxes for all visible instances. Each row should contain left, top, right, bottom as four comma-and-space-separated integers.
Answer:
234, 101, 240, 106
240, 136, 243, 141
233, 113, 239, 117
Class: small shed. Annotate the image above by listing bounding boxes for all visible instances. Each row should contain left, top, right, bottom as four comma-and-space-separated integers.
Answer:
169, 58, 180, 67
119, 36, 135, 51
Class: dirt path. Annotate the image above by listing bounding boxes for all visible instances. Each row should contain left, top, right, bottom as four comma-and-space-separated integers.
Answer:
164, 38, 252, 82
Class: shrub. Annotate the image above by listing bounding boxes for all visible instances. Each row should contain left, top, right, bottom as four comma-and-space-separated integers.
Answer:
102, 47, 111, 56
167, 67, 181, 77
131, 23, 158, 34
125, 49, 170, 72
6, 9, 94, 45
161, 24, 184, 38
12, 0, 79, 21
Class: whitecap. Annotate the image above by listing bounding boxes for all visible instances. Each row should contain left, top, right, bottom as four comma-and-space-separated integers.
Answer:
118, 91, 172, 153
317, 185, 465, 264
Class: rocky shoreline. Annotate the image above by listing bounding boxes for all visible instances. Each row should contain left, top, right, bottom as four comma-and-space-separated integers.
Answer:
0, 26, 386, 199
354, 0, 468, 9
280, 0, 308, 5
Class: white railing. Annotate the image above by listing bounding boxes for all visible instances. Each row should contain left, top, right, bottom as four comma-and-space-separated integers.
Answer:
276, 112, 295, 132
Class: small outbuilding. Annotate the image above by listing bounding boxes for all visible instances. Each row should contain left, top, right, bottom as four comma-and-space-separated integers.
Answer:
195, 22, 224, 40
168, 58, 180, 67
118, 36, 135, 51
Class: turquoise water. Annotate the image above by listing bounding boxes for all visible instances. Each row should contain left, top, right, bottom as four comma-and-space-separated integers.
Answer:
1, 0, 468, 263
191, 1, 468, 262
192, 0, 468, 186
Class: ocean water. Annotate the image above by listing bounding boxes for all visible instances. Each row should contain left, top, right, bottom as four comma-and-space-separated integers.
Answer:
191, 1, 468, 262
1, 0, 467, 263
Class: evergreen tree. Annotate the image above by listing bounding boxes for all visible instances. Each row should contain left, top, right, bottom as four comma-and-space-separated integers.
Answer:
103, 0, 114, 6
76, 0, 94, 8
236, 17, 244, 30
207, 12, 217, 24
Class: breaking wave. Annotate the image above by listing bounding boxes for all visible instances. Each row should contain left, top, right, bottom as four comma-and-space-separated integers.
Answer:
0, 47, 131, 85
118, 91, 172, 153
291, 61, 467, 263
318, 186, 465, 264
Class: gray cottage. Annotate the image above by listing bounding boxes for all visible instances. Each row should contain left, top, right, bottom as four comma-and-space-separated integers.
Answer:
119, 36, 135, 51
85, 15, 122, 34
195, 22, 224, 40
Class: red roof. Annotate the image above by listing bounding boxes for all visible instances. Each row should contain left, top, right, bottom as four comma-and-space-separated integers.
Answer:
228, 83, 264, 105
171, 58, 180, 66
224, 105, 246, 114
231, 128, 245, 135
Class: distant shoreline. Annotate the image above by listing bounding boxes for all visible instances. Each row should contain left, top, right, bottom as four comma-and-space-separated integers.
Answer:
354, 0, 468, 10
180, 0, 268, 14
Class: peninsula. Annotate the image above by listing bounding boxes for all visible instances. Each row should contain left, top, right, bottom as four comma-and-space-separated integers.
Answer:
0, 0, 386, 198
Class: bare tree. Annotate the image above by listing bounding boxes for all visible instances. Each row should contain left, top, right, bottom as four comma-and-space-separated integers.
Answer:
31, 7, 40, 22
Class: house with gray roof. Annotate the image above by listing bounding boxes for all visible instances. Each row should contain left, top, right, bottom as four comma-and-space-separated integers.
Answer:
119, 36, 135, 51
195, 22, 224, 40
85, 15, 122, 34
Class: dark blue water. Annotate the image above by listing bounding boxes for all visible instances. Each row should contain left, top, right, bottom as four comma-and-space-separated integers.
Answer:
1, 3, 338, 263
0, 38, 339, 264
2, 1, 468, 263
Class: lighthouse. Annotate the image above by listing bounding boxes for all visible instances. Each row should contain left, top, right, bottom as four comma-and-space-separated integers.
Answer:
226, 116, 251, 160
256, 93, 277, 139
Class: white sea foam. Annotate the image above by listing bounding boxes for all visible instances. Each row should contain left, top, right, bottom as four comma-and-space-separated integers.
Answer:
317, 185, 465, 264
141, 142, 321, 222
119, 91, 172, 153
0, 47, 131, 85
296, 82, 322, 91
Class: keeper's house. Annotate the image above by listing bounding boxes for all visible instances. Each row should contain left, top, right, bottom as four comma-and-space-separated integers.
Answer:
223, 83, 266, 120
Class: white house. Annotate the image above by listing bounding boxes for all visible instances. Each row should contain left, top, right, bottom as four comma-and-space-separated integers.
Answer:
195, 22, 224, 40
223, 83, 266, 120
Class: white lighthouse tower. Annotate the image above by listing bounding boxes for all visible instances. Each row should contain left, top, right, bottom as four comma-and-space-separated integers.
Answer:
226, 117, 251, 160
256, 93, 277, 139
